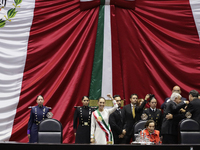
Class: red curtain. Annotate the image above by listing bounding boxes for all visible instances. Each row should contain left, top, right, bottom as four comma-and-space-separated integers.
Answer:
10, 0, 200, 143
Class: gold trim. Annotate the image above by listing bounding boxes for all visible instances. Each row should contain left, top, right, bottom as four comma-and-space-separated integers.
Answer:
89, 100, 124, 107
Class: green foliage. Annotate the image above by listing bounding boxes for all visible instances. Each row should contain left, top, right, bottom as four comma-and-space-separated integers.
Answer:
7, 8, 17, 19
14, 0, 22, 6
0, 19, 6, 28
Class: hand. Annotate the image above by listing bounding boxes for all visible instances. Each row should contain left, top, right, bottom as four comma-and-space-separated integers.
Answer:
119, 134, 124, 138
107, 94, 113, 100
180, 108, 186, 113
90, 138, 95, 143
145, 94, 150, 100
74, 133, 76, 136
27, 134, 30, 140
122, 129, 126, 135
166, 113, 173, 120
184, 101, 189, 105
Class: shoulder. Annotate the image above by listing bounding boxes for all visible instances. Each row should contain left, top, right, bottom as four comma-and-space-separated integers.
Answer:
181, 97, 187, 100
32, 106, 37, 109
154, 130, 160, 135
123, 104, 131, 108
165, 97, 170, 101
157, 109, 161, 112
30, 106, 36, 112
43, 106, 50, 111
44, 106, 49, 109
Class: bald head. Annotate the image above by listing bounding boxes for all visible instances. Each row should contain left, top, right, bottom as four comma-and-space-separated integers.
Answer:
172, 86, 181, 94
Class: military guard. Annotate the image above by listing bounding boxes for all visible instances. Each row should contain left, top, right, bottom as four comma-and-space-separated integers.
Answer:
73, 96, 95, 143
27, 95, 51, 143
141, 94, 162, 131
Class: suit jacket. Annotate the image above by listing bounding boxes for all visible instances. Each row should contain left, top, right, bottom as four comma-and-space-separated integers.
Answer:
161, 100, 186, 135
122, 100, 147, 136
161, 97, 187, 109
186, 98, 200, 125
109, 109, 123, 143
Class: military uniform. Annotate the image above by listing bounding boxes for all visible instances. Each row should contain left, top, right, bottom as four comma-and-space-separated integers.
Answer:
142, 108, 162, 131
73, 106, 94, 143
27, 105, 49, 143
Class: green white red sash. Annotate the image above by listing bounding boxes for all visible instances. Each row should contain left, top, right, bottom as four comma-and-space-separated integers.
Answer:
93, 110, 113, 144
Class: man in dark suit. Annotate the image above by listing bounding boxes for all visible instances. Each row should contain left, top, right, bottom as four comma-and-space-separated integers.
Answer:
186, 90, 200, 125
161, 92, 189, 144
121, 94, 148, 144
109, 95, 125, 144
161, 85, 187, 109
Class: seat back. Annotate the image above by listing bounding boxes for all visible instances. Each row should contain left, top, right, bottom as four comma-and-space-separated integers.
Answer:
179, 119, 199, 131
38, 118, 62, 143
179, 119, 200, 144
134, 120, 147, 138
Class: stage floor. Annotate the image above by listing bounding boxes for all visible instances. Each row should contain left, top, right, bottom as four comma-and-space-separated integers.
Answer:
0, 142, 199, 150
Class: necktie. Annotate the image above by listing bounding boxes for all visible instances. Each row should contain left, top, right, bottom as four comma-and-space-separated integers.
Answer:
132, 106, 135, 118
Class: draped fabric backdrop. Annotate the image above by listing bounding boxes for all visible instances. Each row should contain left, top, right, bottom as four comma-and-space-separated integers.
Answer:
0, 0, 200, 143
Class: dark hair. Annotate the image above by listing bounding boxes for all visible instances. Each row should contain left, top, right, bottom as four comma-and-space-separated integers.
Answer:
145, 120, 155, 128
113, 95, 121, 99
82, 96, 89, 100
36, 95, 44, 100
98, 97, 106, 102
130, 94, 138, 99
189, 90, 199, 98
149, 94, 156, 102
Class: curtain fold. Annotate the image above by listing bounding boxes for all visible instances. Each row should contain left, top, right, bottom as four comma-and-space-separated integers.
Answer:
0, 0, 199, 143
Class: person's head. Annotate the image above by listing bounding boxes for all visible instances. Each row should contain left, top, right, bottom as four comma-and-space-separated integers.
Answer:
171, 92, 182, 104
145, 120, 155, 133
136, 99, 144, 106
172, 86, 181, 94
113, 95, 121, 108
98, 97, 106, 111
130, 94, 138, 105
82, 96, 89, 106
36, 95, 44, 106
189, 90, 199, 101
149, 97, 157, 109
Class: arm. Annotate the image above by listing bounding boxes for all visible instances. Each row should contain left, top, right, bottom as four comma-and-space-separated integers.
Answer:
136, 99, 147, 112
90, 112, 96, 143
107, 94, 118, 115
73, 107, 79, 135
121, 106, 127, 130
27, 108, 34, 139
171, 101, 188, 114
108, 100, 118, 115
186, 102, 194, 114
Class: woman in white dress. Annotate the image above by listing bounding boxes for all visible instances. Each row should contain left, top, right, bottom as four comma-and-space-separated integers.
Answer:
90, 94, 118, 144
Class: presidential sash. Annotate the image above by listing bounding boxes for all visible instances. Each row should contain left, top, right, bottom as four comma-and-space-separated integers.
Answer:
93, 110, 113, 144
